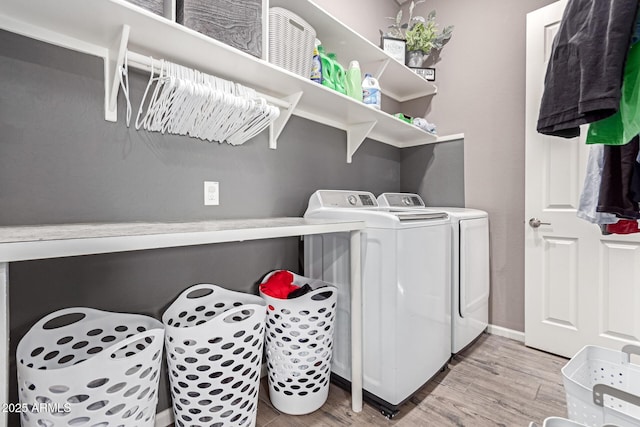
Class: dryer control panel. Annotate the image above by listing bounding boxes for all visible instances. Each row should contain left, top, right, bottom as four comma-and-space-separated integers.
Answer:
378, 193, 425, 208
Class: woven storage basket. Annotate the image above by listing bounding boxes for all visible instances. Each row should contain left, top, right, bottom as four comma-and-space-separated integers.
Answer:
162, 284, 266, 427
16, 307, 164, 427
260, 271, 337, 415
562, 345, 640, 426
268, 7, 316, 78
177, 0, 263, 58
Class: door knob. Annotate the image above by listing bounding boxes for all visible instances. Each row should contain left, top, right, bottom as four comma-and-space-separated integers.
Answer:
529, 218, 551, 228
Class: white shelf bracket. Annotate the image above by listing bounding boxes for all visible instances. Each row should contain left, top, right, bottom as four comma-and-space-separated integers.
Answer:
104, 25, 130, 122
268, 91, 303, 149
346, 121, 377, 163
373, 58, 390, 80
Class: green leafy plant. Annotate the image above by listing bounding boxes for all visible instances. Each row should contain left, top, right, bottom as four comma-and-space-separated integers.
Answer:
383, 0, 426, 39
406, 21, 436, 52
405, 10, 454, 54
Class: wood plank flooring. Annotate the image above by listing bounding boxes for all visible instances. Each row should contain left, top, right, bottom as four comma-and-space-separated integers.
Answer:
256, 333, 569, 426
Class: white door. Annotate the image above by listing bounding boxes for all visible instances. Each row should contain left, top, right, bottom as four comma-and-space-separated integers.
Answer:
525, 1, 640, 358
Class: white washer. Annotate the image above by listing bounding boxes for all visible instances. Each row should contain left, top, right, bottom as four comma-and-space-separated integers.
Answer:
303, 190, 451, 417
378, 193, 490, 354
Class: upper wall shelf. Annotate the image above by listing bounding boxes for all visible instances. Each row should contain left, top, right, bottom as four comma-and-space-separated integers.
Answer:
269, 0, 437, 102
0, 0, 462, 163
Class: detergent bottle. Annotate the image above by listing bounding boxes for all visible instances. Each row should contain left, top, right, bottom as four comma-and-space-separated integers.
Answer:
317, 45, 335, 90
310, 38, 322, 84
345, 60, 363, 101
328, 53, 346, 95
362, 73, 381, 109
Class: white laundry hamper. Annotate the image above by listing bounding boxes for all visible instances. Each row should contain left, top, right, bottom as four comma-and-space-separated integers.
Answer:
562, 345, 640, 426
162, 284, 266, 427
16, 307, 164, 427
529, 417, 589, 427
260, 271, 337, 415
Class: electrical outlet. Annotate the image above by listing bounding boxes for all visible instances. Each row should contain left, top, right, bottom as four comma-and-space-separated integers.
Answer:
204, 181, 219, 206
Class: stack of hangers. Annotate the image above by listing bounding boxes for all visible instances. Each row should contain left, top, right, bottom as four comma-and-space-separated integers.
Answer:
120, 56, 280, 146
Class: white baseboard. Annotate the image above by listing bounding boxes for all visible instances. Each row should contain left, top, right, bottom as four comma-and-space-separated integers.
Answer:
486, 324, 525, 343
155, 408, 174, 427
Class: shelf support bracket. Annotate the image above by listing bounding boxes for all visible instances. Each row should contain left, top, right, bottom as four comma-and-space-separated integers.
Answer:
373, 58, 390, 80
269, 91, 303, 149
105, 25, 130, 122
346, 121, 377, 163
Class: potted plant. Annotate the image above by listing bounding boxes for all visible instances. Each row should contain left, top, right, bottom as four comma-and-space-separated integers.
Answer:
405, 10, 454, 67
381, 2, 454, 68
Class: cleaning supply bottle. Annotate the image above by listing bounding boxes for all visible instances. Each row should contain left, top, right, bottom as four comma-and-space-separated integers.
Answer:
362, 73, 381, 109
310, 38, 322, 84
328, 53, 346, 95
317, 45, 335, 90
345, 60, 363, 101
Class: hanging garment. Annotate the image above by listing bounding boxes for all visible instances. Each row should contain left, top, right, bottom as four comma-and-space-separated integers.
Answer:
586, 42, 640, 146
631, 151, 640, 203
260, 270, 299, 299
633, 8, 640, 45
597, 136, 640, 219
577, 144, 619, 224
537, 0, 639, 138
606, 219, 640, 234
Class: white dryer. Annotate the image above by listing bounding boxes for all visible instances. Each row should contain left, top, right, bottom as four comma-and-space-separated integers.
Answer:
304, 190, 451, 417
378, 193, 490, 354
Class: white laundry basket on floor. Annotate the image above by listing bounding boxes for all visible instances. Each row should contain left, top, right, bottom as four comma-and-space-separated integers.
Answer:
162, 284, 266, 427
529, 417, 589, 427
16, 307, 164, 427
562, 344, 640, 426
260, 271, 337, 415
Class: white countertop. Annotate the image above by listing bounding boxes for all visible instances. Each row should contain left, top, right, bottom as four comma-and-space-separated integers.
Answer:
0, 218, 365, 262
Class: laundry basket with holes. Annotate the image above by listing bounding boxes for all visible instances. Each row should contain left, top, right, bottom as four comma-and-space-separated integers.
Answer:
162, 284, 266, 427
529, 417, 588, 427
16, 307, 164, 427
259, 270, 337, 415
562, 345, 640, 426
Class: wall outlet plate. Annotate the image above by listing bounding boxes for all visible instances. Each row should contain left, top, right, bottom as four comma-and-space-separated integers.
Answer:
204, 181, 219, 206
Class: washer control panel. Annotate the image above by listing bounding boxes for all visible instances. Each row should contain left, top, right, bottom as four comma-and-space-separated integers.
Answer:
315, 191, 378, 208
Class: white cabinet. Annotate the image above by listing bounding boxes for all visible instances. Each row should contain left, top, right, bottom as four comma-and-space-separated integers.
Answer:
0, 0, 463, 162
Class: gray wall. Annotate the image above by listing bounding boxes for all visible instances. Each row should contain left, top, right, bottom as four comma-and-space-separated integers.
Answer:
401, 139, 465, 207
404, 0, 556, 332
312, 0, 398, 48
0, 29, 403, 415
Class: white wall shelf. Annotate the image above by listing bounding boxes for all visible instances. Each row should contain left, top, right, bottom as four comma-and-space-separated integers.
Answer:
0, 218, 366, 425
269, 0, 438, 103
0, 0, 462, 163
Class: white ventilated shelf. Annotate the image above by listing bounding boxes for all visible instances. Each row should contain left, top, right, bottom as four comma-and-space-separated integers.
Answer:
269, 0, 437, 103
0, 0, 462, 162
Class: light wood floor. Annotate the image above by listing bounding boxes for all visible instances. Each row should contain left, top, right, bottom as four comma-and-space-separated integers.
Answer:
256, 333, 569, 426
